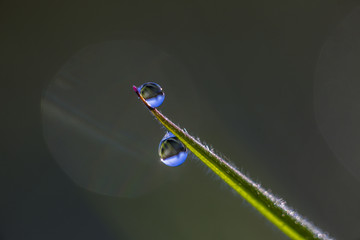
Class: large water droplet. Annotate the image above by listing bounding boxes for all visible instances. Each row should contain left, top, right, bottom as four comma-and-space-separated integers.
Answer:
138, 82, 165, 108
159, 132, 188, 167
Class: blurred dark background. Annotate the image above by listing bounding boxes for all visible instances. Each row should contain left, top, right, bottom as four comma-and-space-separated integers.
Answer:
1, 0, 360, 239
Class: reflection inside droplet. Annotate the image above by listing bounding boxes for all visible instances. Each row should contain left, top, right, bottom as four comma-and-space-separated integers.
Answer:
159, 132, 188, 167
138, 82, 165, 108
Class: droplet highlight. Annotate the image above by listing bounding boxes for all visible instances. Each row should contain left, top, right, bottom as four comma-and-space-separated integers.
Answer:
138, 82, 165, 108
158, 132, 188, 167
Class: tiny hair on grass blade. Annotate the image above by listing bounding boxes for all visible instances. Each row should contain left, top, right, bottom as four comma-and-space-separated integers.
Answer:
133, 84, 332, 240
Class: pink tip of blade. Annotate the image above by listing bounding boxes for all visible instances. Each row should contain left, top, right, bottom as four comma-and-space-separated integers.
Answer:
132, 85, 140, 97
132, 85, 138, 92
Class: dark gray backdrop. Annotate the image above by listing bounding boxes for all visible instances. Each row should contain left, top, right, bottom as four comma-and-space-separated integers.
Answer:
1, 0, 360, 239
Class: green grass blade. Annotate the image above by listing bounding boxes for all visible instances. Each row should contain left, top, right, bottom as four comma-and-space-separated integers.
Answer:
133, 86, 333, 240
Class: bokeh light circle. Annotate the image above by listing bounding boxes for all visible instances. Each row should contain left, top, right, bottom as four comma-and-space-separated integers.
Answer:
42, 40, 199, 197
314, 7, 360, 182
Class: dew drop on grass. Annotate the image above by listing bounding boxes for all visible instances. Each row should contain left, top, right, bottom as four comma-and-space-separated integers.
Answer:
138, 82, 165, 108
158, 132, 188, 167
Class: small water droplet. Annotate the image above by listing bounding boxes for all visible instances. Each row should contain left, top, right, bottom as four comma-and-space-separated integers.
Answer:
158, 132, 188, 167
138, 82, 165, 108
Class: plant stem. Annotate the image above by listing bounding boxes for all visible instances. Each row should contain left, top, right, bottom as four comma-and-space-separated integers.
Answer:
133, 86, 332, 240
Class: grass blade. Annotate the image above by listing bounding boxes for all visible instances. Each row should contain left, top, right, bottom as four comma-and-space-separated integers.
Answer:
133, 85, 332, 240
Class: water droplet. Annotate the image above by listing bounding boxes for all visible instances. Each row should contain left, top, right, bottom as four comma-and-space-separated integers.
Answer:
158, 132, 188, 167
138, 82, 165, 108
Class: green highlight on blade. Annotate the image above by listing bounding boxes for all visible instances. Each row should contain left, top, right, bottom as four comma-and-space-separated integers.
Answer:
133, 84, 332, 240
